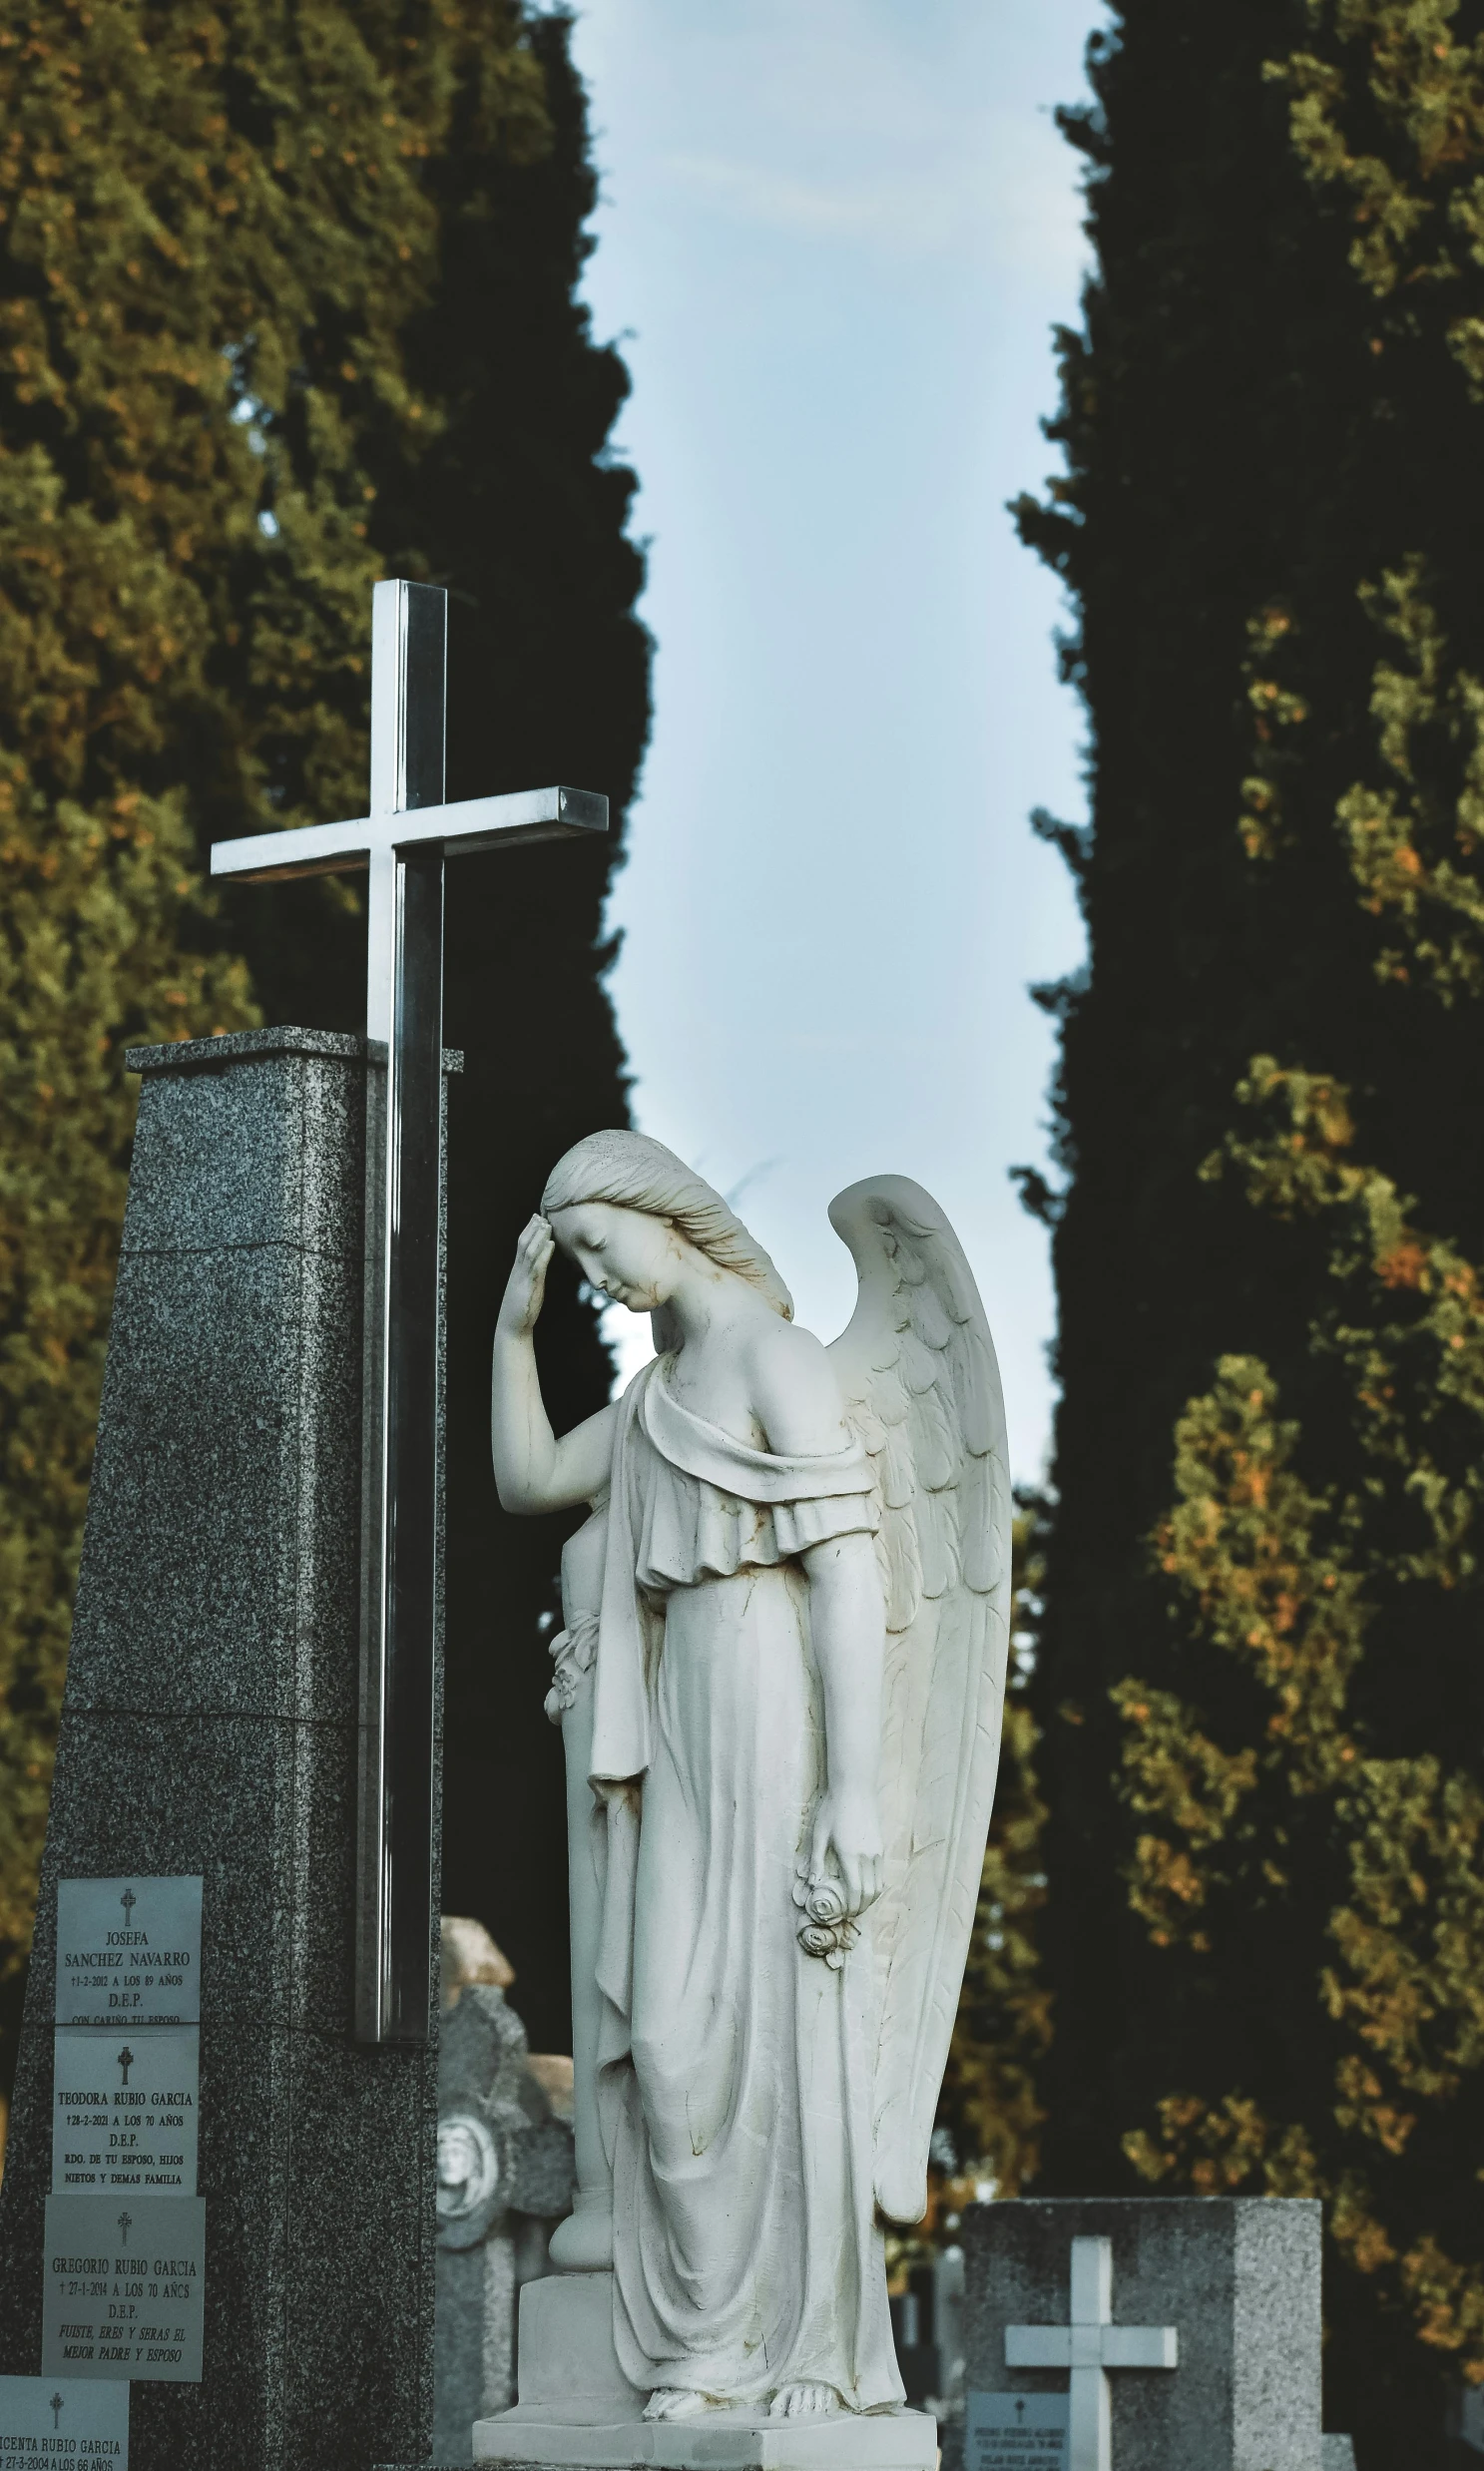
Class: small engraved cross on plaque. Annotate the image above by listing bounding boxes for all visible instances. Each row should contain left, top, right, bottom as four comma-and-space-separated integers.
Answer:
1005, 2235, 1177, 2471
116, 2046, 134, 2087
116, 2211, 132, 2247
119, 1888, 136, 1927
49, 2394, 64, 2430
212, 580, 607, 2047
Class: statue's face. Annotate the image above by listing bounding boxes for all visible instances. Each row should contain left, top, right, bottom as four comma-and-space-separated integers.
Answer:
550, 1201, 679, 1313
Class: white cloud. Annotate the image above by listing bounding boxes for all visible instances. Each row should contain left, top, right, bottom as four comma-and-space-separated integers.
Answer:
660, 129, 1084, 276
580, 0, 1098, 278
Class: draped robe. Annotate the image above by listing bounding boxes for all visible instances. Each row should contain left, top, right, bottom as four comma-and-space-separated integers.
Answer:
587, 1358, 904, 2412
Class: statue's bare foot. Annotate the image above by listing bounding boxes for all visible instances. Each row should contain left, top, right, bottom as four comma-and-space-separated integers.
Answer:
767, 2382, 841, 2419
644, 2390, 715, 2423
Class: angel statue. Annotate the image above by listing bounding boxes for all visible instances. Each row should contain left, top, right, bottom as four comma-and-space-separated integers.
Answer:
481, 1130, 1009, 2463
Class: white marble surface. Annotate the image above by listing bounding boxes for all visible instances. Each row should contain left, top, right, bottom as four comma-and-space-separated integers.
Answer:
488, 1133, 1009, 2454
473, 2411, 938, 2468
476, 2278, 934, 2468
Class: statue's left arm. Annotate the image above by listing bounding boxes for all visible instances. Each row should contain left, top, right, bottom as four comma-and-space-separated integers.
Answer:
800, 1532, 884, 1915
751, 1323, 885, 1918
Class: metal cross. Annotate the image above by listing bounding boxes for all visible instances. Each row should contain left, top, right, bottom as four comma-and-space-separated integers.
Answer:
212, 579, 607, 2047
1005, 2236, 1178, 2471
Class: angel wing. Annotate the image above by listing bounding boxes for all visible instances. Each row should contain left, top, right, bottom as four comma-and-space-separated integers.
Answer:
826, 1175, 1011, 2225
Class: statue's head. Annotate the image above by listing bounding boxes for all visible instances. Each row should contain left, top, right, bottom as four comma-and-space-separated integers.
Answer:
541, 1130, 792, 1336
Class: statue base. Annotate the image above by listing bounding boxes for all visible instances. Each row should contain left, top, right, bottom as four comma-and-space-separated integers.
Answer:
473, 2419, 940, 2469
472, 2275, 936, 2471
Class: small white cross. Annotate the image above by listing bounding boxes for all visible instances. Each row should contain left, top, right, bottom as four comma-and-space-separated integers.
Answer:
1005, 2235, 1178, 2471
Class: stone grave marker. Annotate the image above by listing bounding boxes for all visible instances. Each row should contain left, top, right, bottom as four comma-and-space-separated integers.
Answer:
434, 1921, 576, 2461
0, 2372, 130, 2466
52, 2025, 200, 2197
43, 2194, 207, 2382
964, 2198, 1326, 2471
54, 1877, 202, 2027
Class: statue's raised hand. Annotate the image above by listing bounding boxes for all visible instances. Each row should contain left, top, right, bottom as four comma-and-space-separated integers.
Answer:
498, 1215, 554, 1339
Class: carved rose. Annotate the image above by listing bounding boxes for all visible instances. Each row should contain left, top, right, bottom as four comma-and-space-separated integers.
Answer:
792, 1869, 858, 1968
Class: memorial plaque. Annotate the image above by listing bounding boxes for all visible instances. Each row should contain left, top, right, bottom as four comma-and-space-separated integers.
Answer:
0, 2374, 128, 2465
42, 2196, 206, 2384
51, 2030, 199, 2195
54, 1879, 202, 2028
966, 2391, 1069, 2471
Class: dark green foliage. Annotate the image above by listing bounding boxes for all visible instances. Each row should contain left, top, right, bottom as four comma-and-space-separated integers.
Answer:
1020, 4, 1484, 2457
0, 0, 646, 2099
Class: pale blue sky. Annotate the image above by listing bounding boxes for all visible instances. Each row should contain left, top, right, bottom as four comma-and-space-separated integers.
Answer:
567, 1, 1103, 1481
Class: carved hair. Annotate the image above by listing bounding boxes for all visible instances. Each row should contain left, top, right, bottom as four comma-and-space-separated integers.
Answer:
541, 1129, 793, 1320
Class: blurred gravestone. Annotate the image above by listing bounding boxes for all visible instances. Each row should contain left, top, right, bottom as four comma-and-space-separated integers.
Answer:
435, 1919, 575, 2461
964, 2197, 1331, 2471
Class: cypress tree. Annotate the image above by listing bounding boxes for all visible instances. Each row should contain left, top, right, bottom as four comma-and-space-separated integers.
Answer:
1021, 5, 1484, 2456
0, 0, 646, 2098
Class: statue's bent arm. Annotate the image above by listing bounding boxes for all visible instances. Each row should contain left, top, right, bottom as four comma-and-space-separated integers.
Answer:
491, 1385, 617, 1516
491, 1212, 618, 1514
800, 1529, 885, 1916
742, 1316, 886, 1912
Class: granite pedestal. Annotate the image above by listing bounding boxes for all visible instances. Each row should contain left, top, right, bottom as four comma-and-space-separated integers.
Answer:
964, 2197, 1321, 2471
0, 1028, 446, 2471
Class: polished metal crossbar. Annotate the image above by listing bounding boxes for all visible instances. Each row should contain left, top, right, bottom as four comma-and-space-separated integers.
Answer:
212, 578, 607, 2046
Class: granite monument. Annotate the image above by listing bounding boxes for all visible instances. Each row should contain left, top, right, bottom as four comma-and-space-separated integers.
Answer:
962, 2196, 1342, 2471
0, 1026, 442, 2466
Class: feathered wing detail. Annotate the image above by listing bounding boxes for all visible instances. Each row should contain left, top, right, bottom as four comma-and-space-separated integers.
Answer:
827, 1176, 1011, 2224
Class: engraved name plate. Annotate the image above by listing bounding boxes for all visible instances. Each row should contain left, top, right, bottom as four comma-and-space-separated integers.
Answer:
966, 2392, 1070, 2471
42, 2195, 206, 2384
55, 1878, 202, 2027
52, 2028, 200, 2194
0, 2374, 128, 2465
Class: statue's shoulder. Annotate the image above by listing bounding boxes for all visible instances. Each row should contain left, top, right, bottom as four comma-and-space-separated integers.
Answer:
742, 1309, 831, 1381
742, 1313, 849, 1456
